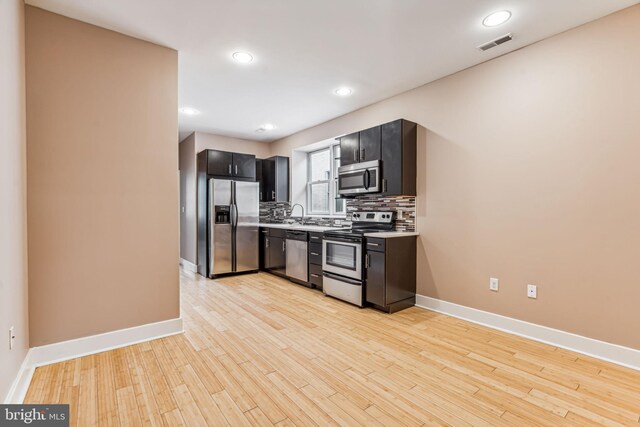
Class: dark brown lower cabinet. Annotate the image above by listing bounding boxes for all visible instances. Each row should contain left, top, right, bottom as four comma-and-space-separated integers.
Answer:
308, 232, 324, 290
365, 236, 416, 313
259, 228, 268, 270
264, 229, 286, 277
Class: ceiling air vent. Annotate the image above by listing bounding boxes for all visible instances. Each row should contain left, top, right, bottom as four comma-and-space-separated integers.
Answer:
477, 33, 513, 51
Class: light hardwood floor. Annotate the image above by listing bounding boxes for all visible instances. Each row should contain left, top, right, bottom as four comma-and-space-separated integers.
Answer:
25, 270, 640, 426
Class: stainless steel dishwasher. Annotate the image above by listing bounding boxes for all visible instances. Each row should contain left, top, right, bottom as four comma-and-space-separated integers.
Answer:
285, 230, 308, 285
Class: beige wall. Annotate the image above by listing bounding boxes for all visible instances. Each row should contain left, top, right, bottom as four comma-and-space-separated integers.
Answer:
179, 133, 196, 264
0, 0, 29, 401
271, 5, 640, 350
26, 7, 180, 346
195, 132, 271, 158
178, 131, 270, 264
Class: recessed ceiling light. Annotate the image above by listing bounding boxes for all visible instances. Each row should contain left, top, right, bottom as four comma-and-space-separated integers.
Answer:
483, 10, 511, 27
232, 51, 254, 63
257, 123, 276, 132
334, 87, 353, 97
179, 107, 200, 116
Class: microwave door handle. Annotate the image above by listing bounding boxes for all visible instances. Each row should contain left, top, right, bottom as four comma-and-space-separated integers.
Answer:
363, 169, 370, 190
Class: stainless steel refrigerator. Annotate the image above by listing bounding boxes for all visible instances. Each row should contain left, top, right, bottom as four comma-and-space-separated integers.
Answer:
206, 179, 259, 278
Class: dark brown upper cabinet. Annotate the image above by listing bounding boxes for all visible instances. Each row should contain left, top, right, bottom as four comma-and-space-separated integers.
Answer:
233, 152, 256, 179
206, 150, 233, 176
381, 119, 416, 197
259, 156, 289, 202
205, 149, 256, 181
359, 126, 381, 163
339, 132, 360, 166
338, 119, 416, 197
339, 127, 382, 166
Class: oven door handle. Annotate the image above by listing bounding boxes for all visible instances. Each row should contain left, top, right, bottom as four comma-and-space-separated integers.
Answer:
324, 236, 361, 244
323, 271, 362, 286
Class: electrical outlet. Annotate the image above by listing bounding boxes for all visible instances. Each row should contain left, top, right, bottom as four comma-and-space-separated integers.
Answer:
9, 326, 15, 350
527, 284, 537, 299
489, 277, 499, 291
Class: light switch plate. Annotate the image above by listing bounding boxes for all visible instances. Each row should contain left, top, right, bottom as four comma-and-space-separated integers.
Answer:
527, 284, 537, 299
489, 278, 499, 291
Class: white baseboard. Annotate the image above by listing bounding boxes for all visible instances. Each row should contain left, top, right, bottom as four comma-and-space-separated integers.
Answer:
415, 295, 640, 371
5, 317, 183, 404
3, 350, 35, 404
29, 318, 183, 368
180, 258, 198, 273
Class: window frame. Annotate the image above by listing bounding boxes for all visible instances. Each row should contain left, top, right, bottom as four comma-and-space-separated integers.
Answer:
306, 144, 345, 216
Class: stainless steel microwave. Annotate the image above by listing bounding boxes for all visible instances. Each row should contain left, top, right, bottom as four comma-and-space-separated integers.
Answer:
337, 160, 381, 196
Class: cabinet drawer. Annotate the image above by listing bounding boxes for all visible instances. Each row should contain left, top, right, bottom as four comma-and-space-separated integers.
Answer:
269, 228, 287, 238
309, 264, 323, 288
309, 243, 323, 265
365, 237, 385, 252
308, 232, 323, 243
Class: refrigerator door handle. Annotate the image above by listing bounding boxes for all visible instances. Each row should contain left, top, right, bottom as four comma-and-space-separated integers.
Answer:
208, 179, 215, 276
230, 204, 237, 228
231, 181, 237, 272
235, 204, 239, 227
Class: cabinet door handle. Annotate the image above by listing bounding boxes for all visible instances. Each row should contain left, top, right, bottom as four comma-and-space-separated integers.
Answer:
272, 190, 275, 200
367, 243, 380, 247
228, 164, 232, 174
282, 241, 286, 252
382, 179, 387, 193
310, 252, 319, 256
235, 164, 238, 175
353, 148, 358, 162
365, 253, 370, 268
311, 274, 320, 278
265, 237, 269, 248
260, 191, 262, 200
360, 148, 365, 160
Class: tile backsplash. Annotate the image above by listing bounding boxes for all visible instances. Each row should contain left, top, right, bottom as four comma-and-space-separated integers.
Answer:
346, 195, 416, 232
260, 195, 416, 231
259, 202, 344, 227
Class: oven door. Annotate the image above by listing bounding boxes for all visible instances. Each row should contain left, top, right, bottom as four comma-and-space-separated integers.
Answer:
338, 160, 380, 196
322, 237, 362, 280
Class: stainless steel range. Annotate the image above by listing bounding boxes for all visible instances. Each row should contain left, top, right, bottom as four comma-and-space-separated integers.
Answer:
322, 211, 394, 307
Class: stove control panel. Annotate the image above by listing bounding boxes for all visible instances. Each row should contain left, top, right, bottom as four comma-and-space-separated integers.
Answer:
351, 211, 395, 223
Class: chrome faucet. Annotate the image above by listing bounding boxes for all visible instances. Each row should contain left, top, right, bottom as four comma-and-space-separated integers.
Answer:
288, 203, 305, 225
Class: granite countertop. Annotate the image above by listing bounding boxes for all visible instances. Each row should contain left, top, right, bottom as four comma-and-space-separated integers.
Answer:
363, 231, 419, 238
258, 223, 341, 232
259, 222, 419, 237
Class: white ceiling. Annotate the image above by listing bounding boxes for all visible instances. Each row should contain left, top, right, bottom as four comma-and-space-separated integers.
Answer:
26, 0, 639, 143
